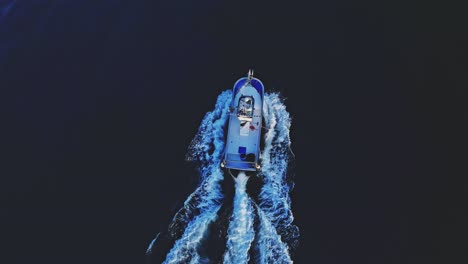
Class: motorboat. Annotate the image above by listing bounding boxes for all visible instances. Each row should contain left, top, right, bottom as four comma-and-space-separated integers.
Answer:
221, 70, 264, 171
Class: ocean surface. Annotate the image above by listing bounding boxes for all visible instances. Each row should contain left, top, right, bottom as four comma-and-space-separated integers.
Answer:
1, 1, 465, 263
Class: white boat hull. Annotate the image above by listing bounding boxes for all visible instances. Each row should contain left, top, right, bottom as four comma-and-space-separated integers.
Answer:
222, 71, 264, 171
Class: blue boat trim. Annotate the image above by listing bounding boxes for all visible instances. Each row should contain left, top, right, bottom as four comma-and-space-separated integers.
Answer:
233, 77, 264, 99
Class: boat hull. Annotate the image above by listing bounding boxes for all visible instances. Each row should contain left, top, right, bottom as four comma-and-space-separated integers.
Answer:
222, 73, 264, 172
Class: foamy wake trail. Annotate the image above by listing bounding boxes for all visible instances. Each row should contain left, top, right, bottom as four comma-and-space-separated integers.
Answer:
258, 93, 300, 252
162, 91, 232, 264
255, 206, 293, 263
149, 90, 299, 263
223, 172, 255, 264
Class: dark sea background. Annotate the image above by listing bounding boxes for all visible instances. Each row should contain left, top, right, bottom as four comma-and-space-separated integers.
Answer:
1, 0, 466, 263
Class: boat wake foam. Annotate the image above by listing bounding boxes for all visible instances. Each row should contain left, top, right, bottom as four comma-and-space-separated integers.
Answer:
147, 91, 299, 263
223, 172, 255, 264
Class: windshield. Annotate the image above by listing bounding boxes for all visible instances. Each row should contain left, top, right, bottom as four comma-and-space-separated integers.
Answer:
238, 96, 254, 118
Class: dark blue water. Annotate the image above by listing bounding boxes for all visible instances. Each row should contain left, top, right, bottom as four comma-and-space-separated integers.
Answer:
2, 1, 466, 263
